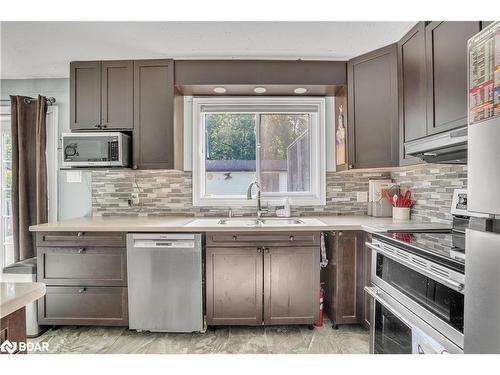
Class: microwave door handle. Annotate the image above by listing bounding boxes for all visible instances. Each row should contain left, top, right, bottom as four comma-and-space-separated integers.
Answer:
365, 287, 413, 328
366, 242, 464, 292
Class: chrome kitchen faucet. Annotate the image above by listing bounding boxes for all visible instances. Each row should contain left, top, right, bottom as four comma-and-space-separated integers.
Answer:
246, 180, 269, 218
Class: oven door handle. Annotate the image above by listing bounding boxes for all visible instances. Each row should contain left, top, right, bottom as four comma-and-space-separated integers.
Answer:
365, 286, 413, 327
366, 242, 465, 293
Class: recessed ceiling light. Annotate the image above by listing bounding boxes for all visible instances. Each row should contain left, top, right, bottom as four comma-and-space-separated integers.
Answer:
294, 87, 307, 94
253, 87, 267, 94
213, 87, 227, 94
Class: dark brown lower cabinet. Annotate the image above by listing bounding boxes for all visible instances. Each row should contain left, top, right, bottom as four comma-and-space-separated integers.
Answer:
264, 247, 320, 325
206, 247, 263, 326
322, 231, 367, 328
206, 232, 320, 326
0, 307, 27, 354
36, 232, 128, 326
37, 247, 127, 286
38, 287, 128, 326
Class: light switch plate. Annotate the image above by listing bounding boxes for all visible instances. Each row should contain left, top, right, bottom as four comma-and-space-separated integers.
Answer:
357, 191, 368, 203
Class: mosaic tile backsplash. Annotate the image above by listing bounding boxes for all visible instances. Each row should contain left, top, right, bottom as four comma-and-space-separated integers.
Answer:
91, 164, 467, 224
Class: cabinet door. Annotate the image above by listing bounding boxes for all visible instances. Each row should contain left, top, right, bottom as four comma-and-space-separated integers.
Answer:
425, 21, 481, 135
398, 22, 427, 165
334, 231, 364, 325
133, 59, 175, 169
70, 61, 102, 130
206, 247, 263, 326
101, 60, 133, 129
264, 246, 319, 325
0, 308, 26, 353
347, 44, 399, 168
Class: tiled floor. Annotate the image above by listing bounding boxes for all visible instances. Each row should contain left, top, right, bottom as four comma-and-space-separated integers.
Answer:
28, 321, 369, 354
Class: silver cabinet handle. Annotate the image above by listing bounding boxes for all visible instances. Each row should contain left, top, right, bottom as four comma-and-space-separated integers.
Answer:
366, 242, 465, 292
78, 248, 86, 253
78, 288, 86, 293
289, 236, 294, 241
257, 248, 262, 253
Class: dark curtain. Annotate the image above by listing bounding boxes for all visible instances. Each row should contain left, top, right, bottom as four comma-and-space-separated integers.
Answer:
10, 95, 48, 261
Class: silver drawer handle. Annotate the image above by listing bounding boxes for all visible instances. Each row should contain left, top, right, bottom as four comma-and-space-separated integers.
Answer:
78, 248, 86, 253
78, 288, 86, 293
365, 286, 412, 327
366, 242, 465, 292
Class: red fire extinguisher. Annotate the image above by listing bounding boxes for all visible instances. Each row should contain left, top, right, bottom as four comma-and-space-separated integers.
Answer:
314, 288, 325, 328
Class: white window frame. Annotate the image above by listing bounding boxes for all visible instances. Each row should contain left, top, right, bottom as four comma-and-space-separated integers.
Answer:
0, 105, 58, 271
192, 97, 326, 207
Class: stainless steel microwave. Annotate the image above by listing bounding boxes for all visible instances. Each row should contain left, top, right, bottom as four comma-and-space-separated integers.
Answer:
61, 132, 131, 168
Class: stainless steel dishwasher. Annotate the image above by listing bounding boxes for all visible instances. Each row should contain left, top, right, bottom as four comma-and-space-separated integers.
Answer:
127, 233, 203, 332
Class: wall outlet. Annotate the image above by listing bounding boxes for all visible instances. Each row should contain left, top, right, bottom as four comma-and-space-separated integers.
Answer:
357, 191, 368, 203
128, 193, 140, 206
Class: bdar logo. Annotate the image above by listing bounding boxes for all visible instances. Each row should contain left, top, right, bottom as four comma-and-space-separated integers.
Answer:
0, 340, 17, 354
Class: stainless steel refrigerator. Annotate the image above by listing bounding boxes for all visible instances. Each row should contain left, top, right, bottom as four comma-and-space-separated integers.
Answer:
465, 21, 500, 353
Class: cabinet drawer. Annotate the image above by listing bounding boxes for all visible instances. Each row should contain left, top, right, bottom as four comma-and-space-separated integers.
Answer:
36, 232, 126, 247
37, 247, 127, 286
206, 232, 320, 247
38, 286, 128, 326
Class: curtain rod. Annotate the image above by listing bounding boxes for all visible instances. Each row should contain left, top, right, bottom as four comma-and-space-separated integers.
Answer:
0, 97, 56, 105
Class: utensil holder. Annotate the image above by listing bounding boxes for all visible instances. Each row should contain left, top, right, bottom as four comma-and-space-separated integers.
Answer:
393, 207, 410, 221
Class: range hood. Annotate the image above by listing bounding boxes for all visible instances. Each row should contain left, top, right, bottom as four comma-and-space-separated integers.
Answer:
405, 127, 468, 164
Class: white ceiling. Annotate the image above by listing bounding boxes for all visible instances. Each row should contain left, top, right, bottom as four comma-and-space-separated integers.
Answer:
0, 21, 416, 79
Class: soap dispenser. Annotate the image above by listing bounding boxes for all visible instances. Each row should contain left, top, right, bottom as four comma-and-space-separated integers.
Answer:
283, 197, 291, 217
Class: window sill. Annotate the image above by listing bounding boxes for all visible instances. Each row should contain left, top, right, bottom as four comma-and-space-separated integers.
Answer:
193, 195, 326, 207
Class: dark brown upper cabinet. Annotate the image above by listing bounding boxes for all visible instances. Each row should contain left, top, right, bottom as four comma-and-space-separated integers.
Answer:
133, 59, 175, 169
101, 60, 134, 130
398, 22, 427, 165
425, 21, 481, 135
70, 61, 101, 130
70, 60, 133, 131
347, 44, 399, 169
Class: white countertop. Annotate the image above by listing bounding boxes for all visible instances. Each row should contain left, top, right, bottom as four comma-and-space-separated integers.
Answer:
0, 282, 46, 319
29, 215, 451, 233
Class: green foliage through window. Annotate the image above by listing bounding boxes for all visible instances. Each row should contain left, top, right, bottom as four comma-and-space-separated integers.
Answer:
205, 114, 256, 161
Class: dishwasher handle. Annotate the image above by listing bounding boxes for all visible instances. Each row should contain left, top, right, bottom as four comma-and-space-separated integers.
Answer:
132, 239, 195, 248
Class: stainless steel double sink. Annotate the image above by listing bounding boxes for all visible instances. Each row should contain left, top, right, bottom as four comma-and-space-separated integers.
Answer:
218, 218, 304, 226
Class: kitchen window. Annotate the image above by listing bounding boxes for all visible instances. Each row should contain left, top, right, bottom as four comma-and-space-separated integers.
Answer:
192, 97, 326, 206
